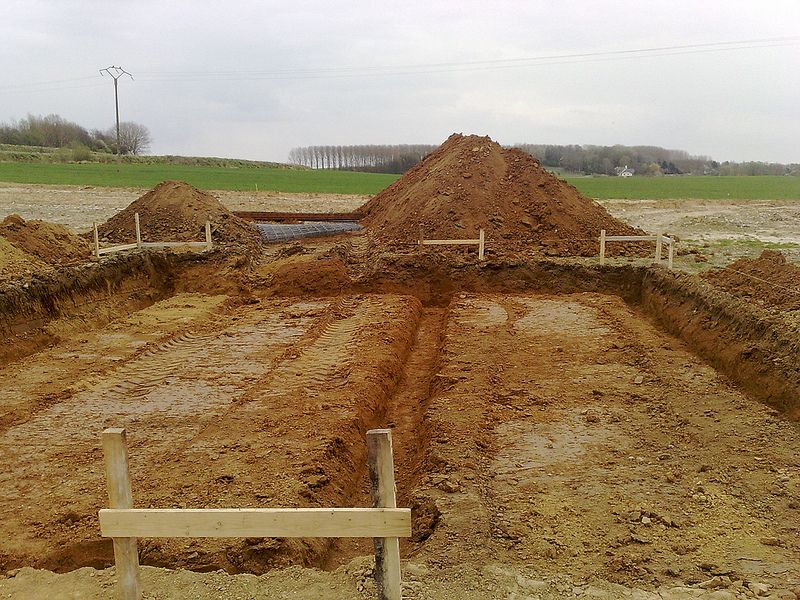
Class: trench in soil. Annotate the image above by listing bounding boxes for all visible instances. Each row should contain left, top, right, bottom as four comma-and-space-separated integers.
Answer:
0, 256, 798, 582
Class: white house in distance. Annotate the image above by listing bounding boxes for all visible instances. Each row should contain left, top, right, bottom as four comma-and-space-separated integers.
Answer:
615, 165, 635, 177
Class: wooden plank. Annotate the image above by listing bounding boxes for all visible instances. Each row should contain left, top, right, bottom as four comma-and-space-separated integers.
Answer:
420, 239, 480, 246
368, 429, 402, 600
102, 428, 141, 600
99, 508, 411, 538
205, 221, 212, 250
478, 228, 485, 261
599, 229, 606, 265
134, 213, 142, 249
668, 240, 674, 269
97, 243, 139, 255
139, 241, 209, 248
604, 235, 659, 242
655, 233, 663, 262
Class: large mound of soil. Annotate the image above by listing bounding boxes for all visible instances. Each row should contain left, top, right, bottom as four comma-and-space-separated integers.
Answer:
0, 214, 90, 264
703, 250, 800, 311
360, 133, 644, 255
97, 181, 262, 249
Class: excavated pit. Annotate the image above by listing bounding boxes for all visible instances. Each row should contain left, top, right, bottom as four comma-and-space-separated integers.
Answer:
0, 250, 798, 588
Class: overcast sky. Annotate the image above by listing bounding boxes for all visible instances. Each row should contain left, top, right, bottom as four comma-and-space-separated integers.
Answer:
2, 1, 799, 163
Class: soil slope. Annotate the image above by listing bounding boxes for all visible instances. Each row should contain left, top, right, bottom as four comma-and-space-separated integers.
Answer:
360, 134, 644, 255
0, 214, 90, 264
703, 250, 800, 311
0, 237, 46, 280
97, 180, 262, 249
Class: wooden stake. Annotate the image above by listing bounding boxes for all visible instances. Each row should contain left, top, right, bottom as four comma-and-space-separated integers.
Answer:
205, 221, 212, 250
93, 222, 100, 258
367, 429, 402, 600
599, 229, 606, 265
668, 240, 674, 270
655, 233, 663, 262
102, 428, 141, 600
134, 213, 142, 249
478, 228, 485, 261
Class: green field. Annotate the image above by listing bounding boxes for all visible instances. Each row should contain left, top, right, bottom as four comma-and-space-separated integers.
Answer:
0, 163, 397, 195
0, 162, 798, 199
567, 175, 800, 200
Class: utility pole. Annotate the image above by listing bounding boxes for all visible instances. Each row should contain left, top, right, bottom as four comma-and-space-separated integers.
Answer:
99, 66, 133, 155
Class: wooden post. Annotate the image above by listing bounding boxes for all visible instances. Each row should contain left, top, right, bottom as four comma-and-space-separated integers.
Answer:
134, 213, 142, 249
599, 229, 606, 265
205, 221, 212, 250
478, 228, 485, 261
668, 239, 674, 270
367, 429, 402, 600
655, 233, 663, 262
102, 428, 141, 600
93, 222, 100, 258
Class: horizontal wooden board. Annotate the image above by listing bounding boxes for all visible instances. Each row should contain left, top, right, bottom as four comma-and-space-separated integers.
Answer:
99, 508, 411, 538
420, 239, 480, 245
140, 241, 209, 248
605, 235, 673, 244
97, 243, 138, 254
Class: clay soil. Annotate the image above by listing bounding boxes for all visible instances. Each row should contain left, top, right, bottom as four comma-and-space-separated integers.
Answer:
1, 165, 799, 598
0, 235, 798, 599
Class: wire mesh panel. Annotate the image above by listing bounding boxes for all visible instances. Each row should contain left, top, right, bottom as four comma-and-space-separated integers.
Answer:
255, 222, 362, 243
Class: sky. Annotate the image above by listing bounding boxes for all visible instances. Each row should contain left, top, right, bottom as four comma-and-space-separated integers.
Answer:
1, 1, 799, 164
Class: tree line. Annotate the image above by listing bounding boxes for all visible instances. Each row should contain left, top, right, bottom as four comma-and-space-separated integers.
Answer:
514, 143, 798, 176
289, 142, 798, 176
0, 114, 152, 155
288, 144, 438, 173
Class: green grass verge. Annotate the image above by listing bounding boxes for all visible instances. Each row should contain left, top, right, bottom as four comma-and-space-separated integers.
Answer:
0, 162, 397, 195
0, 162, 798, 199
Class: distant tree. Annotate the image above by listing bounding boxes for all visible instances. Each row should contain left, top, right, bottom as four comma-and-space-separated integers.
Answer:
112, 122, 152, 155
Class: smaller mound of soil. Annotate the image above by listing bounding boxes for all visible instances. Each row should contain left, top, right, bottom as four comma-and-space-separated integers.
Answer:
97, 181, 262, 249
703, 250, 800, 311
0, 214, 90, 264
0, 237, 46, 280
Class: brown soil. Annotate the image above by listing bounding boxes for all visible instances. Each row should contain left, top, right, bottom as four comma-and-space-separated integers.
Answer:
0, 214, 90, 265
702, 250, 800, 311
1, 193, 800, 598
96, 180, 263, 249
360, 133, 645, 255
0, 237, 45, 281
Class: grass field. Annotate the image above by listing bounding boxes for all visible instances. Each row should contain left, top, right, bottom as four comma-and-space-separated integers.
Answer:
568, 175, 800, 200
0, 163, 397, 195
0, 162, 799, 199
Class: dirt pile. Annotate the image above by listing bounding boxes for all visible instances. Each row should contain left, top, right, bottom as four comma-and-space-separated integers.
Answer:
0, 237, 46, 280
0, 214, 90, 264
97, 180, 262, 249
360, 133, 644, 255
703, 250, 800, 311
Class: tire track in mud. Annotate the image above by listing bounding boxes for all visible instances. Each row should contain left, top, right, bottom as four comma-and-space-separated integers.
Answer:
139, 295, 422, 574
0, 299, 334, 572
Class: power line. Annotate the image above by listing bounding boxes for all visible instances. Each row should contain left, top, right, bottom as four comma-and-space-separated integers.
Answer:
135, 35, 800, 81
1, 35, 798, 93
